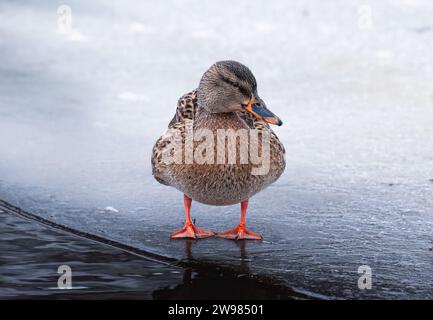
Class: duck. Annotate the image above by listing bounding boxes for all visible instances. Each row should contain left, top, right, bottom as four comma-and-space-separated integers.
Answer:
151, 60, 285, 240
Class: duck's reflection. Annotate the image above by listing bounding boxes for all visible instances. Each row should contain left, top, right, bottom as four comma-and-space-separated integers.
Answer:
183, 238, 193, 261
183, 238, 249, 271
181, 238, 250, 280
152, 240, 296, 299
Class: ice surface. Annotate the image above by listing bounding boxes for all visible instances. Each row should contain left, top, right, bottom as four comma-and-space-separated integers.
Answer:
1, 0, 433, 298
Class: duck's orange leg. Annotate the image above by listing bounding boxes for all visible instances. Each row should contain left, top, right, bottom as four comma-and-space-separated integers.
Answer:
171, 194, 214, 239
217, 200, 262, 240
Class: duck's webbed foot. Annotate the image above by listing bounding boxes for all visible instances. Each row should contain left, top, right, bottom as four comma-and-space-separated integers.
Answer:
217, 199, 262, 240
217, 224, 262, 240
170, 194, 214, 239
171, 223, 214, 239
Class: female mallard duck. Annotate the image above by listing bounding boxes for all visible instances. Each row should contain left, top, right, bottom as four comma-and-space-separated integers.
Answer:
151, 60, 285, 240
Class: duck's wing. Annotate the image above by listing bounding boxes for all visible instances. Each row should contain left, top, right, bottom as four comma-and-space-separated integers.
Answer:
168, 89, 198, 127
151, 90, 198, 185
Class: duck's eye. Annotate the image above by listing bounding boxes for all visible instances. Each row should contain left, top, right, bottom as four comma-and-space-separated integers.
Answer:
231, 82, 240, 88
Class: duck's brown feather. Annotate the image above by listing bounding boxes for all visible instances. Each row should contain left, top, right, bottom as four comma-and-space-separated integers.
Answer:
151, 90, 285, 205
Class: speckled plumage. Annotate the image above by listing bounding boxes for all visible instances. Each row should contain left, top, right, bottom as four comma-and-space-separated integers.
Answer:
151, 89, 286, 206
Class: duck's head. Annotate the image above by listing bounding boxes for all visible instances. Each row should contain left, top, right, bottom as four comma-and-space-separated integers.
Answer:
197, 60, 283, 126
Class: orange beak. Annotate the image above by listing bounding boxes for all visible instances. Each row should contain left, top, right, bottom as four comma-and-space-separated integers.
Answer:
244, 97, 283, 126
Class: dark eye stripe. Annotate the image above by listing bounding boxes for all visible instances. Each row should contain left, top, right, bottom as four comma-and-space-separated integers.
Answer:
237, 85, 250, 97
220, 76, 237, 87
221, 76, 250, 96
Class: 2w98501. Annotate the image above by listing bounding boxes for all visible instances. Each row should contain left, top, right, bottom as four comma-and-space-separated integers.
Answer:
212, 304, 263, 315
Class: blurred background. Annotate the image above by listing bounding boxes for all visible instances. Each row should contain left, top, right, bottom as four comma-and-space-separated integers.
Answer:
1, 0, 433, 299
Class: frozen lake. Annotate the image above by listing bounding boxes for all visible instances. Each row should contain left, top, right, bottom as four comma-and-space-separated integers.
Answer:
1, 204, 303, 299
1, 0, 433, 299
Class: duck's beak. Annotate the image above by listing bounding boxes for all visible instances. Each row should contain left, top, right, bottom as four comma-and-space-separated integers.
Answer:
244, 97, 283, 126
